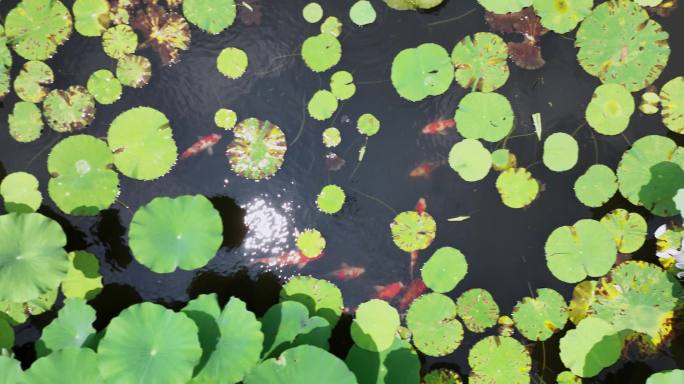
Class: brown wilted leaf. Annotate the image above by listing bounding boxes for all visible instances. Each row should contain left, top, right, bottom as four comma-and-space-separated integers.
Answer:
507, 42, 545, 70
238, 0, 263, 26
131, 2, 191, 65
485, 7, 547, 41
647, 0, 678, 17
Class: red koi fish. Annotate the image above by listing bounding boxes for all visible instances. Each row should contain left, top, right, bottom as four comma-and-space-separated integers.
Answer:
180, 133, 222, 159
410, 251, 418, 278
374, 281, 404, 301
399, 279, 427, 310
415, 197, 427, 214
250, 250, 321, 269
409, 161, 442, 178
421, 119, 455, 135
329, 263, 365, 280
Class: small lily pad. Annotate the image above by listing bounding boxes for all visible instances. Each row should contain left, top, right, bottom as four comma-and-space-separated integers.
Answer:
321, 16, 342, 36
86, 69, 122, 105
491, 148, 517, 171
102, 24, 138, 59
14, 61, 54, 103
477, 0, 531, 13
660, 76, 684, 134
116, 54, 152, 88
226, 118, 287, 180
322, 127, 341, 148
468, 336, 531, 384
390, 210, 437, 253
217, 47, 248, 79
330, 71, 356, 100
585, 84, 635, 136
280, 276, 343, 327
183, 0, 237, 34
454, 288, 499, 333
543, 132, 578, 172
568, 280, 597, 325
42, 86, 96, 132
512, 288, 568, 341
407, 293, 463, 357
5, 0, 73, 60
302, 34, 342, 73
303, 2, 324, 23
215, 108, 238, 130
351, 299, 400, 352
9, 102, 44, 143
421, 247, 468, 293
350, 1, 377, 26
455, 92, 514, 142
357, 113, 380, 136
495, 167, 540, 208
1, 172, 42, 213
308, 90, 338, 121
532, 0, 592, 33
600, 209, 647, 253
451, 32, 509, 92
559, 317, 622, 378
574, 164, 618, 208
296, 228, 326, 258
391, 43, 453, 102
73, 0, 110, 36
448, 139, 492, 182
423, 369, 463, 384
317, 184, 345, 214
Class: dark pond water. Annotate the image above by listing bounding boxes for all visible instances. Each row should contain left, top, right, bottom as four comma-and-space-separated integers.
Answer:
1, 0, 683, 381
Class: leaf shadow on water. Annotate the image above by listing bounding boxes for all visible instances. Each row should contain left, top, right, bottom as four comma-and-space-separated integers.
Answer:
638, 161, 684, 218
37, 206, 87, 252
92, 209, 133, 270
209, 195, 248, 250
88, 283, 143, 330
529, 333, 564, 384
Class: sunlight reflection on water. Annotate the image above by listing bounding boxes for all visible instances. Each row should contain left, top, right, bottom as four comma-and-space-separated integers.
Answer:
242, 194, 299, 269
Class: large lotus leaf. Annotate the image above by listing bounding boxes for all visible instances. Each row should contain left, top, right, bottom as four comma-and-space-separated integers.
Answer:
390, 210, 436, 252
0, 317, 13, 351
108, 107, 178, 180
422, 369, 462, 384
1, 172, 42, 213
585, 84, 635, 135
181, 293, 221, 372
5, 0, 73, 60
42, 86, 96, 132
448, 139, 492, 182
0, 213, 67, 303
383, 0, 444, 11
308, 90, 338, 121
24, 347, 103, 383
590, 261, 684, 345
183, 0, 236, 34
37, 298, 96, 355
421, 247, 468, 293
261, 301, 329, 357
391, 43, 453, 102
543, 132, 578, 172
87, 69, 122, 105
244, 345, 358, 384
116, 54, 152, 88
47, 135, 119, 216
532, 0, 592, 33
345, 337, 420, 384
660, 77, 684, 134
0, 288, 57, 325
495, 167, 540, 208
302, 34, 342, 73
512, 288, 568, 341
280, 276, 344, 327
14, 61, 54, 103
129, 195, 223, 273
559, 317, 622, 378
599, 209, 647, 253
131, 3, 191, 65
62, 251, 103, 300
227, 118, 287, 180
217, 47, 248, 79
73, 0, 110, 36
647, 370, 684, 384
451, 32, 509, 92
8, 101, 43, 143
0, 356, 22, 384
574, 164, 618, 208
468, 336, 531, 384
407, 293, 463, 357
102, 24, 137, 59
455, 92, 513, 142
350, 299, 399, 352
545, 219, 617, 283
98, 302, 202, 384
454, 288, 499, 333
575, 1, 669, 92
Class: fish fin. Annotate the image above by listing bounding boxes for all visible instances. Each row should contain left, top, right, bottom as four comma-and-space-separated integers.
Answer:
207, 146, 214, 156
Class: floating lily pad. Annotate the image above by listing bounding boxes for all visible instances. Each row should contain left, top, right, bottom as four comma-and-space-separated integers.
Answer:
73, 0, 110, 36
346, 337, 420, 384
24, 347, 103, 383
422, 369, 463, 384
532, 0, 592, 33
421, 247, 468, 293
317, 184, 345, 214
108, 107, 177, 180
301, 34, 342, 73
495, 167, 540, 208
477, 0, 531, 13
647, 370, 684, 384
454, 288, 499, 333
62, 251, 102, 300
0, 172, 42, 213
351, 299, 400, 352
321, 16, 342, 37
600, 209, 647, 253
262, 300, 331, 358
226, 118, 287, 180
0, 356, 21, 383
559, 317, 622, 378
217, 47, 248, 79
574, 164, 618, 208
0, 288, 57, 325
42, 86, 96, 132
543, 132, 578, 172
585, 84, 635, 135
491, 148, 517, 171
1, 319, 15, 349
280, 276, 343, 327
87, 69, 122, 105
455, 92, 513, 142
512, 288, 568, 341
183, 0, 236, 34
451, 32, 509, 92
180, 294, 220, 374
129, 195, 223, 273
38, 298, 96, 355
215, 108, 237, 130
448, 139, 492, 182
390, 210, 437, 253
330, 71, 356, 100
322, 127, 341, 148
296, 228, 326, 258
308, 90, 338, 121
568, 281, 596, 325
116, 54, 152, 88
468, 336, 531, 384
102, 24, 138, 59
545, 219, 617, 283
5, 0, 73, 60
0, 29, 10, 101
14, 61, 54, 103
350, 1, 377, 26
357, 113, 380, 136
407, 293, 463, 357
9, 102, 44, 143
303, 2, 323, 23
556, 371, 582, 384
384, 0, 445, 10
660, 76, 684, 134
391, 43, 453, 102
131, 3, 191, 65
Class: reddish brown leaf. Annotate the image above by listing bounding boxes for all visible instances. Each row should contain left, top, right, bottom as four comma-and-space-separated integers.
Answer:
508, 42, 545, 70
239, 0, 263, 26
484, 7, 547, 41
131, 3, 191, 65
647, 0, 678, 17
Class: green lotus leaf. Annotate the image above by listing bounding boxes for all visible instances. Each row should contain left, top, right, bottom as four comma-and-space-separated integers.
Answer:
87, 69, 122, 105
422, 369, 462, 384
317, 184, 345, 214
532, 0, 592, 33
454, 288, 499, 333
8, 101, 43, 143
351, 299, 400, 352
451, 32, 509, 92
280, 276, 343, 327
116, 54, 152, 88
102, 24, 137, 59
217, 47, 248, 79
0, 288, 57, 325
455, 92, 513, 142
0, 356, 22, 384
350, 1, 376, 26
245, 345, 357, 384
42, 86, 96, 132
0, 317, 13, 350
0, 212, 67, 303
574, 164, 618, 208
421, 247, 467, 293
357, 113, 380, 136
391, 43, 453, 102
647, 370, 684, 384
330, 71, 356, 100
227, 118, 287, 180
616, 135, 684, 217
14, 60, 54, 103
585, 84, 635, 135
495, 167, 540, 209
407, 293, 463, 357
321, 16, 342, 37
345, 337, 420, 384
590, 261, 684, 345
675, 189, 684, 218
575, 0, 670, 92
543, 132, 578, 172
559, 317, 622, 377
215, 108, 237, 130
568, 280, 596, 325
129, 195, 223, 273
24, 347, 103, 383
108, 106, 178, 180
62, 251, 103, 300
556, 371, 582, 384
303, 3, 323, 23
491, 148, 517, 171
636, 0, 664, 5
1, 172, 41, 213
73, 0, 110, 37
477, 0, 531, 13
599, 209, 647, 253
448, 139, 492, 182
660, 77, 684, 134
47, 135, 119, 215
468, 336, 531, 384
301, 34, 342, 73
390, 210, 437, 253
296, 228, 326, 258
545, 219, 617, 283
261, 300, 330, 358
180, 293, 220, 374
37, 298, 96, 355
322, 127, 342, 148
5, 0, 73, 60
383, 0, 444, 11
308, 90, 338, 121
0, 30, 10, 101
512, 288, 568, 341
183, 0, 236, 34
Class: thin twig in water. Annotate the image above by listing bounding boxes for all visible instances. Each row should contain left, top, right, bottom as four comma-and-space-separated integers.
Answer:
571, 122, 586, 137
348, 187, 397, 215
427, 7, 477, 26
589, 129, 599, 163
356, 79, 389, 85
526, 160, 542, 170
290, 97, 307, 146
621, 133, 632, 146
116, 199, 132, 212
26, 135, 61, 169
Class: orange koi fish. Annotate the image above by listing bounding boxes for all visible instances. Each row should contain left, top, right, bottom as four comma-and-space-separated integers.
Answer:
374, 281, 404, 301
329, 263, 365, 280
399, 279, 427, 310
421, 118, 455, 135
250, 250, 321, 269
409, 161, 442, 178
410, 251, 419, 278
415, 197, 427, 214
180, 133, 222, 159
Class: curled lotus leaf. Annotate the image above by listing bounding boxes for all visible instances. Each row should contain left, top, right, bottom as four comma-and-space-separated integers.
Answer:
320, 16, 342, 37
0, 356, 22, 383
116, 54, 152, 88
421, 247, 468, 293
37, 298, 96, 355
296, 228, 326, 258
575, 0, 670, 92
322, 127, 341, 148
647, 370, 684, 384
183, 0, 236, 34
448, 139, 492, 182
102, 24, 138, 59
308, 90, 338, 121
512, 288, 568, 341
303, 3, 323, 23
87, 69, 123, 105
317, 184, 345, 214
24, 347, 103, 383
407, 293, 463, 357
423, 369, 463, 384
491, 148, 517, 171
660, 76, 684, 134
1, 288, 57, 325
5, 0, 73, 60
0, 172, 42, 213
62, 251, 103, 300
345, 337, 420, 384
543, 132, 578, 172
391, 43, 453, 102
574, 164, 618, 208
215, 108, 237, 130
301, 34, 342, 73
131, 2, 191, 65
280, 276, 343, 327
600, 209, 647, 253
390, 210, 437, 253
217, 47, 248, 79
532, 0, 592, 34
495, 167, 540, 209
585, 84, 635, 136
559, 317, 622, 378
330, 70, 356, 100
383, 0, 444, 11
351, 299, 400, 352
477, 0, 531, 13
357, 113, 380, 136
42, 86, 96, 132
455, 92, 513, 142
568, 280, 597, 325
227, 118, 287, 180
73, 0, 111, 36
129, 195, 223, 273
468, 336, 531, 384
350, 1, 377, 26
454, 288, 499, 333
451, 32, 509, 92
14, 60, 54, 103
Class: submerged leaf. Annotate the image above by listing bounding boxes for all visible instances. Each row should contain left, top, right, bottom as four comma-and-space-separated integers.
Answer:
226, 118, 287, 180
391, 43, 453, 102
5, 0, 73, 60
451, 32, 509, 92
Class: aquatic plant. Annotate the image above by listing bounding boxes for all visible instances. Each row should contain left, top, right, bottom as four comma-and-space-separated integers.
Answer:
383, 0, 444, 11
407, 293, 463, 356
308, 90, 338, 120
73, 0, 110, 37
600, 209, 647, 253
495, 167, 540, 208
116, 54, 152, 88
351, 299, 400, 352
391, 43, 453, 102
183, 0, 236, 34
317, 184, 346, 214
37, 298, 96, 355
215, 108, 238, 130
245, 345, 357, 383
421, 247, 467, 293
1, 288, 57, 325
532, 0, 592, 34
647, 370, 684, 384
574, 164, 618, 208
131, 2, 191, 65
0, 27, 12, 101
559, 317, 622, 377
23, 347, 103, 382
390, 210, 437, 252
321, 16, 343, 36
451, 32, 509, 92
512, 288, 568, 341
0, 356, 21, 383
330, 71, 356, 100
217, 47, 249, 79
62, 251, 102, 300
102, 24, 138, 59
455, 288, 499, 333
543, 132, 578, 172
5, 0, 72, 60
491, 148, 516, 171
346, 337, 420, 384
301, 34, 342, 73
422, 369, 462, 384
448, 139, 492, 182
280, 276, 343, 326
585, 84, 635, 136
350, 1, 377, 26
226, 118, 287, 180
660, 76, 684, 134
0, 172, 42, 213
42, 86, 96, 132
86, 69, 123, 105
14, 61, 54, 103
468, 336, 530, 384
296, 228, 326, 258
303, 3, 324, 23
455, 92, 513, 142
357, 113, 380, 136
478, 0, 531, 13
322, 127, 342, 148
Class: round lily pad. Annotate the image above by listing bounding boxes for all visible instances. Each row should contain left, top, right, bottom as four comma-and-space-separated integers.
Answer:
320, 16, 342, 37
9, 102, 43, 143
477, 0, 531, 13
301, 34, 341, 73
455, 92, 513, 142
183, 0, 236, 34
559, 317, 622, 378
102, 24, 137, 59
330, 71, 356, 100
407, 293, 463, 357
1, 172, 42, 213
215, 108, 237, 129
491, 148, 517, 171
451, 32, 509, 92
512, 288, 568, 341
557, 371, 582, 384
73, 0, 110, 36
42, 86, 96, 132
385, 0, 445, 10
108, 107, 178, 180
5, 0, 73, 60
129, 195, 223, 273
454, 288, 499, 333
543, 132, 578, 172
351, 299, 400, 352
258, 300, 328, 357
391, 43, 453, 102
302, 2, 323, 23
24, 347, 103, 383
468, 336, 531, 384
585, 84, 635, 135
421, 247, 468, 293
495, 167, 540, 209
217, 47, 248, 79
62, 251, 103, 300
86, 69, 122, 105
116, 54, 152, 88
350, 1, 376, 26
280, 276, 343, 327
317, 184, 345, 214
308, 90, 338, 121
423, 369, 463, 384
346, 337, 420, 384
448, 139, 492, 182
0, 356, 21, 383
38, 298, 96, 354
296, 228, 326, 258
390, 210, 437, 253
660, 76, 684, 134
0, 288, 57, 325
357, 113, 380, 136
226, 118, 287, 180
647, 370, 684, 384
600, 209, 647, 253
14, 60, 54, 103
532, 0, 592, 33
322, 127, 341, 148
574, 164, 618, 208
545, 219, 617, 283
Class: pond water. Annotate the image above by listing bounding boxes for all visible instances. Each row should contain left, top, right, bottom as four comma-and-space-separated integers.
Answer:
1, 0, 683, 382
